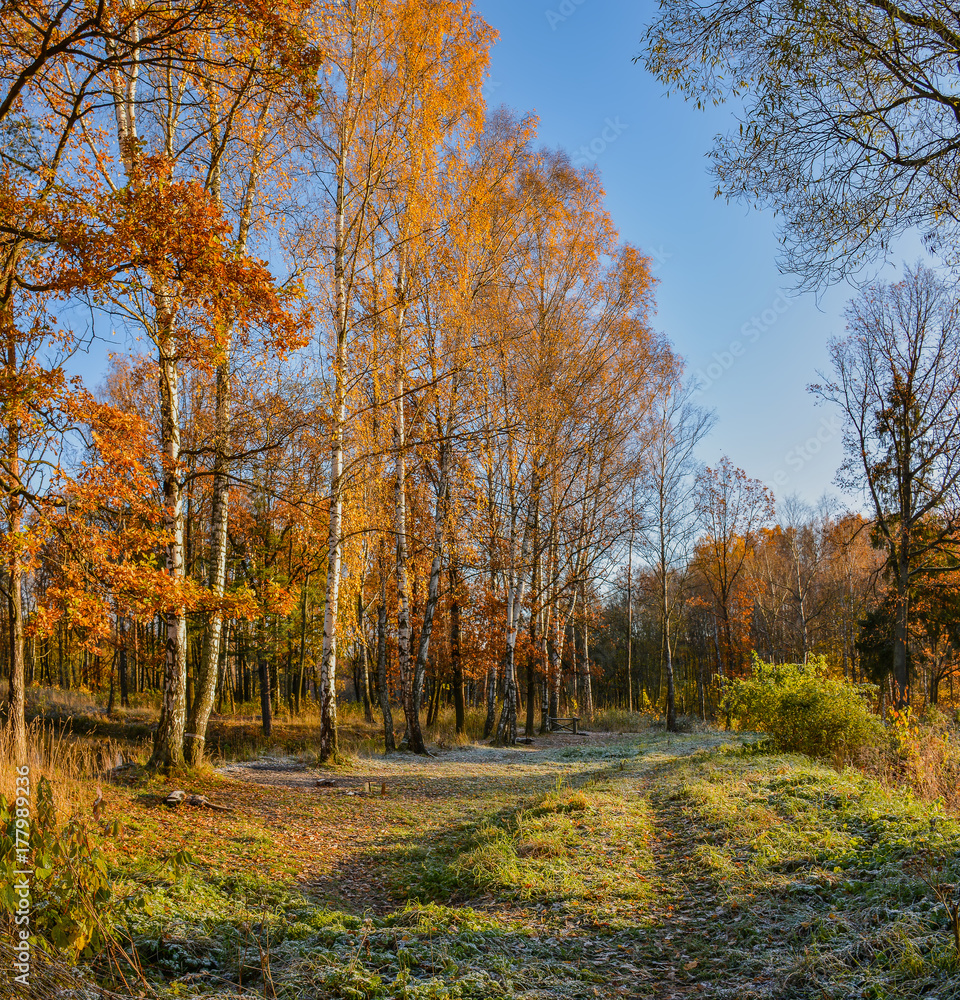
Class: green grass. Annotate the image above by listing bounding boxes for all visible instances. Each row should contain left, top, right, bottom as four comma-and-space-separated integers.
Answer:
452, 780, 656, 912
7, 726, 960, 998
647, 745, 960, 998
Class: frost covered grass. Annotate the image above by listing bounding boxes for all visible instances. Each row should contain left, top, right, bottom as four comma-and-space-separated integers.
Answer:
647, 744, 960, 998
5, 726, 960, 998
448, 780, 656, 911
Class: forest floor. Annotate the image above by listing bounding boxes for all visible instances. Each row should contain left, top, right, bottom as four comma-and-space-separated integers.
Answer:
10, 725, 960, 999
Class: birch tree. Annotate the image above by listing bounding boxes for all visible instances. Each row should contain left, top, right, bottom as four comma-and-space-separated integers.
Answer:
639, 379, 713, 730
694, 457, 775, 681
88, 8, 304, 767
0, 0, 266, 764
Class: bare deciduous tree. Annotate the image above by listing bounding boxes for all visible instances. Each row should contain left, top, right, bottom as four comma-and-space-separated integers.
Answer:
642, 0, 960, 286
812, 264, 960, 705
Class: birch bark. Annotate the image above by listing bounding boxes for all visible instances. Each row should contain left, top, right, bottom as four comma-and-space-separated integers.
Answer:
188, 132, 262, 762
318, 162, 348, 762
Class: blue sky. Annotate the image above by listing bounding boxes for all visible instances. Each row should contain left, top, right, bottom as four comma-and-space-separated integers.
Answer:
476, 0, 893, 510
69, 2, 920, 511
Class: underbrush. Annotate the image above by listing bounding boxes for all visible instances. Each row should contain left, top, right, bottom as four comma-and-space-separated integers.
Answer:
23, 684, 506, 768
722, 657, 960, 812
22, 682, 677, 769
722, 655, 883, 763
869, 704, 960, 812
590, 707, 660, 732
0, 719, 130, 818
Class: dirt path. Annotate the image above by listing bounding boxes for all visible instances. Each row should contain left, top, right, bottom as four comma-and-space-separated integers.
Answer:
210, 731, 751, 997
215, 731, 734, 790
39, 726, 954, 999
216, 730, 630, 786
630, 759, 768, 999
138, 727, 956, 999
215, 732, 660, 917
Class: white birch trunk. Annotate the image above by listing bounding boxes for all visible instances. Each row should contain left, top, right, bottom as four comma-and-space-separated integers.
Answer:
188, 142, 259, 762
410, 440, 450, 753
110, 17, 186, 770
150, 316, 188, 769
495, 502, 531, 745
580, 582, 594, 720
395, 368, 420, 749
187, 339, 231, 763
319, 166, 348, 762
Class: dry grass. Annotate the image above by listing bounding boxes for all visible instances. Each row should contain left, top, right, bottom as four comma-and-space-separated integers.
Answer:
0, 717, 128, 817
589, 706, 661, 732
26, 684, 101, 718
7, 702, 960, 999
18, 675, 960, 824
861, 708, 960, 812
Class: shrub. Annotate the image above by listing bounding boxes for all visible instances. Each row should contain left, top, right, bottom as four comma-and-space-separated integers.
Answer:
0, 776, 193, 965
722, 654, 884, 762
883, 705, 960, 809
0, 776, 115, 959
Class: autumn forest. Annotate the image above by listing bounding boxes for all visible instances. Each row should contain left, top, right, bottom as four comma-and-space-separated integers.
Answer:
6, 1, 960, 998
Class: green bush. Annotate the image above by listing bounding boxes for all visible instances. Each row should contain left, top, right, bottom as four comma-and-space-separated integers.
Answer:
722, 654, 883, 762
0, 777, 192, 963
0, 777, 116, 959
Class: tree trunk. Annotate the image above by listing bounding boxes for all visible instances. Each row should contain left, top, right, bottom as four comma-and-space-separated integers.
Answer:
449, 569, 465, 737
495, 645, 519, 746
483, 658, 497, 739
258, 620, 272, 738
664, 628, 677, 732
426, 677, 443, 727
3, 315, 25, 763
113, 23, 186, 771
118, 617, 129, 709
547, 605, 560, 723
409, 546, 441, 753
376, 586, 396, 752
296, 575, 309, 714
662, 534, 678, 731
358, 590, 373, 722
525, 650, 536, 737
318, 169, 349, 763
495, 508, 529, 746
395, 353, 425, 753
579, 580, 594, 721
495, 560, 521, 745
549, 628, 564, 724
6, 535, 25, 766
408, 444, 450, 754
187, 345, 231, 764
893, 551, 911, 707
627, 529, 634, 712
150, 332, 188, 770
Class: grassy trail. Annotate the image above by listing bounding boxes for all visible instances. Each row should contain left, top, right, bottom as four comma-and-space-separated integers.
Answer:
7, 729, 960, 999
